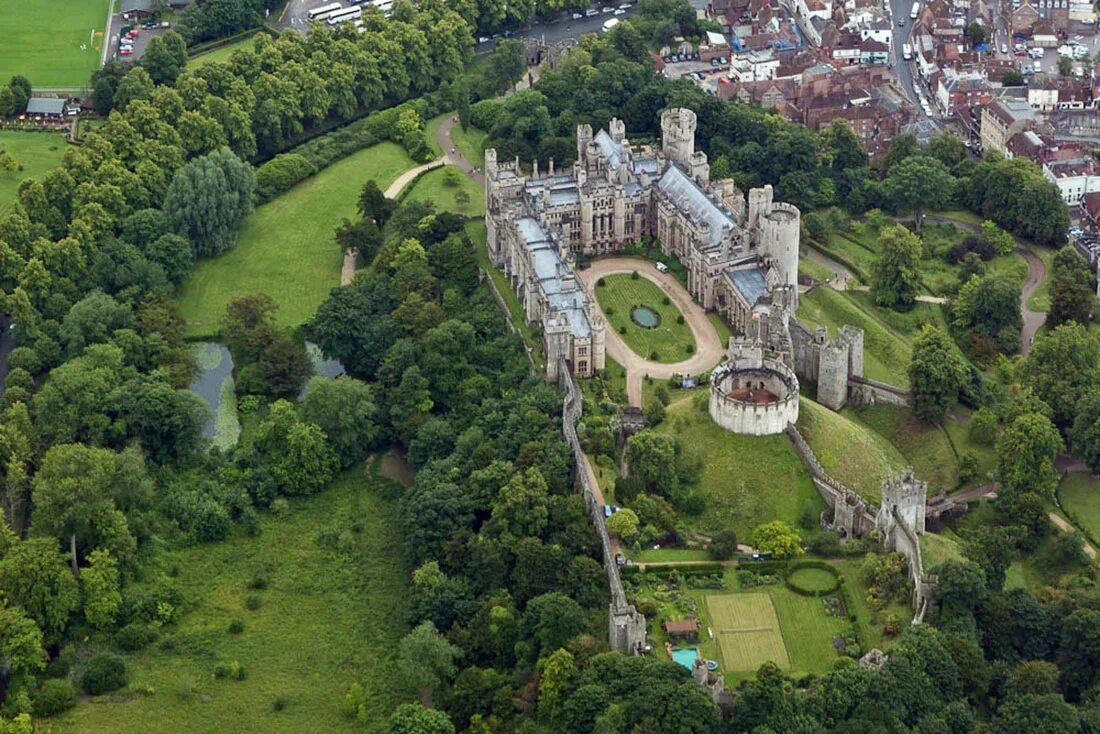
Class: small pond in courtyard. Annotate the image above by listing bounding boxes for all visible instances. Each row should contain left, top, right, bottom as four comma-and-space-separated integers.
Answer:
631, 306, 661, 328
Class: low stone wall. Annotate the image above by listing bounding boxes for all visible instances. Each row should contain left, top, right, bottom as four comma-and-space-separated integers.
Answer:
557, 362, 646, 654
847, 376, 909, 408
886, 507, 930, 622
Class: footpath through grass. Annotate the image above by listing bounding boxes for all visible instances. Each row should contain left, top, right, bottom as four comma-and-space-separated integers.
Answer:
177, 142, 415, 338
60, 463, 410, 734
657, 397, 821, 539
0, 131, 68, 214
595, 274, 696, 363
0, 0, 109, 87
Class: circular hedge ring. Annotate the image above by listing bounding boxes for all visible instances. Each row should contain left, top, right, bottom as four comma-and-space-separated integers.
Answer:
784, 560, 841, 596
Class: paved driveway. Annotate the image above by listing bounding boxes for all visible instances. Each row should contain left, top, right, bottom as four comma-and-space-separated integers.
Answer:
577, 257, 726, 406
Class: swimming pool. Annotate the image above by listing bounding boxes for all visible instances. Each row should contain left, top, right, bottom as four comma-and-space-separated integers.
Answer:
671, 647, 699, 671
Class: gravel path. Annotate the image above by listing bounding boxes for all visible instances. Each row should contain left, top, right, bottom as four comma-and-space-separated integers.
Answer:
576, 258, 725, 407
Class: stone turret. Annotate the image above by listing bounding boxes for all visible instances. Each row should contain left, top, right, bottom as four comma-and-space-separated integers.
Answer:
838, 325, 863, 379
661, 108, 697, 167
878, 469, 928, 535
577, 123, 593, 165
746, 184, 773, 230
609, 117, 626, 143
817, 339, 850, 410
760, 202, 800, 297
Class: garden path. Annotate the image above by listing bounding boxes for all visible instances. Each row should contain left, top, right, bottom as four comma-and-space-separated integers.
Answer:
577, 258, 725, 407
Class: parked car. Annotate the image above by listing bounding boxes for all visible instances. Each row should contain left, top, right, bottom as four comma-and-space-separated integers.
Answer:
897, 17, 905, 25
619, 2, 632, 7
119, 47, 134, 56
615, 553, 626, 566
571, 11, 582, 18
614, 8, 625, 14
602, 5, 615, 12
585, 8, 599, 15
141, 21, 157, 29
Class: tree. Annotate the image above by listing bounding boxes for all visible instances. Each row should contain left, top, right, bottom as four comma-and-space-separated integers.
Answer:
927, 134, 968, 170
312, 270, 399, 379
113, 67, 155, 111
397, 621, 461, 707
163, 147, 255, 258
390, 365, 434, 445
142, 31, 188, 85
1058, 55, 1073, 76
145, 233, 194, 284
606, 508, 639, 540
951, 274, 1022, 353
1071, 390, 1100, 475
81, 548, 121, 629
538, 648, 576, 725
751, 521, 802, 558
1022, 323, 1100, 430
59, 291, 132, 358
709, 529, 738, 560
998, 412, 1063, 498
625, 430, 681, 496
250, 401, 338, 498
980, 220, 1015, 256
883, 155, 954, 229
1002, 69, 1024, 86
872, 224, 923, 309
8, 76, 31, 113
389, 703, 455, 734
990, 694, 1079, 734
358, 179, 395, 226
1006, 660, 1061, 697
909, 325, 968, 422
521, 592, 587, 658
964, 20, 989, 46
0, 604, 47, 695
1048, 245, 1095, 327
300, 377, 382, 468
0, 538, 80, 642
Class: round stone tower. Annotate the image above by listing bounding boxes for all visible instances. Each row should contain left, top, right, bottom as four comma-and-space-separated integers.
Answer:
660, 108, 697, 167
760, 202, 800, 295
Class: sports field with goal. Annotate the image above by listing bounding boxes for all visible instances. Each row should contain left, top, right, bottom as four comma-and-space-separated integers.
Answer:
0, 0, 111, 88
705, 593, 790, 672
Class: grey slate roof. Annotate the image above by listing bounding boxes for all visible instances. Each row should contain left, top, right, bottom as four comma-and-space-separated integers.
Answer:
594, 129, 623, 169
516, 217, 591, 338
26, 98, 65, 115
726, 267, 768, 305
657, 165, 735, 247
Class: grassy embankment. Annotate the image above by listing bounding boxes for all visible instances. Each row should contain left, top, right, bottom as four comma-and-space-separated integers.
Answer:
594, 274, 696, 363
177, 142, 415, 338
187, 37, 257, 69
60, 461, 411, 734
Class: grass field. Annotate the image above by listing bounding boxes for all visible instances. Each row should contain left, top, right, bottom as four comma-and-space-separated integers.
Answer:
657, 398, 822, 539
177, 142, 415, 338
920, 531, 965, 570
0, 131, 68, 214
797, 287, 914, 387
187, 37, 256, 69
1058, 472, 1100, 541
595, 274, 695, 363
706, 594, 789, 672
59, 463, 410, 734
843, 404, 959, 493
402, 165, 484, 216
425, 114, 488, 168
707, 313, 732, 350
786, 566, 837, 592
796, 397, 907, 501
0, 0, 110, 88
1025, 245, 1054, 313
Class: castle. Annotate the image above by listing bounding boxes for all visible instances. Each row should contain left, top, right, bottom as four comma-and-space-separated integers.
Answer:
485, 107, 867, 427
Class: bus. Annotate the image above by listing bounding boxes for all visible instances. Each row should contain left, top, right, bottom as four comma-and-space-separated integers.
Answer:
308, 2, 342, 20
369, 0, 393, 15
909, 1, 919, 18
326, 5, 362, 24
902, 43, 913, 60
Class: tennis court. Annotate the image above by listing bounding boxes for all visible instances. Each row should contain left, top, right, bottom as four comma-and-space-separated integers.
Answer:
705, 592, 791, 671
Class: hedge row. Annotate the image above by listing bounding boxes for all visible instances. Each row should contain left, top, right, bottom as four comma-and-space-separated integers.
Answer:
783, 559, 842, 597
621, 562, 725, 578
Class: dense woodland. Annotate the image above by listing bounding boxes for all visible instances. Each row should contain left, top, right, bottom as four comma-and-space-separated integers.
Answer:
0, 4, 1098, 732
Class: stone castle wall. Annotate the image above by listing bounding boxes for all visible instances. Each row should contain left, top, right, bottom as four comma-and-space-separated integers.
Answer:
710, 361, 799, 436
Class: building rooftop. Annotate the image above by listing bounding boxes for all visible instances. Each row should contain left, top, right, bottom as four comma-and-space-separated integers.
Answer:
726, 267, 768, 305
657, 165, 736, 248
25, 97, 65, 115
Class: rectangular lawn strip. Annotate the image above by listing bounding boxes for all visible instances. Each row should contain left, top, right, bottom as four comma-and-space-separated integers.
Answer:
707, 313, 732, 349
842, 404, 959, 494
0, 0, 110, 87
177, 142, 415, 338
657, 398, 822, 539
796, 397, 907, 502
402, 165, 484, 216
0, 131, 68, 213
59, 464, 409, 734
796, 287, 913, 387
705, 593, 790, 672
595, 274, 695, 363
467, 220, 544, 364
633, 548, 713, 563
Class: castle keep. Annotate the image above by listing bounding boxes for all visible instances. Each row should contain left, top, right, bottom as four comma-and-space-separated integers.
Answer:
485, 107, 868, 425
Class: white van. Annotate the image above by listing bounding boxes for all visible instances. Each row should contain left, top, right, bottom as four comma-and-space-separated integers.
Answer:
655, 262, 669, 273
601, 17, 620, 31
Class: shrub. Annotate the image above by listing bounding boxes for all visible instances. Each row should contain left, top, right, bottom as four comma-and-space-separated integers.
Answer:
649, 350, 659, 360
271, 497, 291, 516
254, 153, 316, 202
247, 570, 270, 590
213, 659, 246, 680
597, 277, 606, 287
228, 618, 245, 634
605, 306, 615, 316
709, 529, 738, 560
662, 296, 670, 305
685, 344, 694, 354
115, 622, 157, 652
272, 696, 289, 712
82, 653, 128, 695
631, 270, 640, 280
619, 325, 627, 334
676, 314, 685, 325
33, 679, 76, 717
245, 595, 263, 610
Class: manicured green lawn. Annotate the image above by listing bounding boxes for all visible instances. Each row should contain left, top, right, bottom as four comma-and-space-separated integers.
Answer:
796, 397, 907, 502
633, 548, 713, 563
1058, 472, 1100, 541
0, 131, 68, 214
657, 398, 822, 539
468, 219, 544, 365
177, 142, 415, 338
843, 404, 959, 494
941, 407, 998, 488
187, 36, 257, 69
403, 165, 483, 216
59, 463, 410, 734
787, 566, 836, 592
595, 274, 695, 363
797, 287, 913, 387
0, 0, 110, 87
707, 313, 732, 350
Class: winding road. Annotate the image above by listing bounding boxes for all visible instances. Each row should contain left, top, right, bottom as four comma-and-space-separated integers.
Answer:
576, 258, 726, 407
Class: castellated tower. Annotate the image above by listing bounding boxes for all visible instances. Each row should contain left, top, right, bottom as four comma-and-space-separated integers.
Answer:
838, 325, 863, 379
576, 123, 593, 166
878, 469, 928, 535
817, 339, 850, 411
661, 108, 697, 167
746, 184, 773, 231
760, 202, 801, 298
